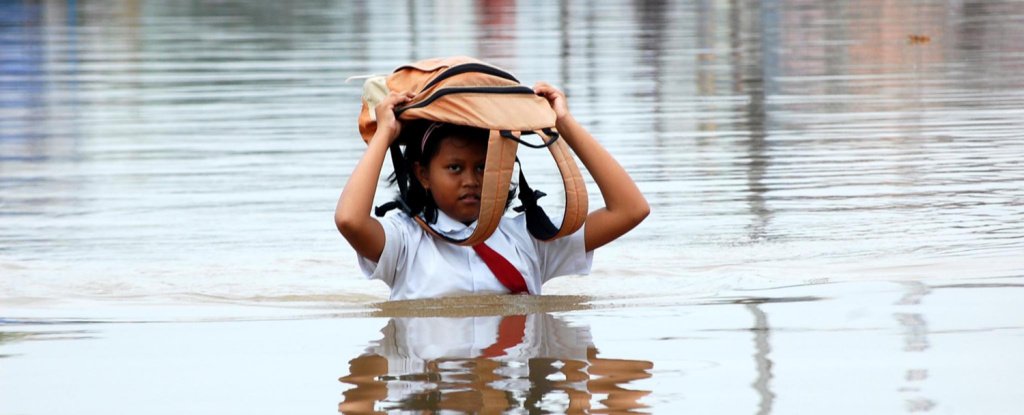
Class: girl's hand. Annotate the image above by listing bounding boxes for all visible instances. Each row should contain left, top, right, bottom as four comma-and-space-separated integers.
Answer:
534, 82, 570, 121
374, 91, 416, 143
536, 83, 650, 252
338, 90, 414, 263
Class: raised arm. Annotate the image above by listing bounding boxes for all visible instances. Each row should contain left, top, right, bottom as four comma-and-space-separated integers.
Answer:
335, 91, 415, 262
534, 83, 650, 252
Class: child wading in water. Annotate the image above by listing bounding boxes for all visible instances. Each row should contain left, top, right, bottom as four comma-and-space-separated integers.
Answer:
335, 83, 649, 300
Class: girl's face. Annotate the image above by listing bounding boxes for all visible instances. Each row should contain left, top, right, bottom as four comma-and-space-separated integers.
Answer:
415, 135, 487, 224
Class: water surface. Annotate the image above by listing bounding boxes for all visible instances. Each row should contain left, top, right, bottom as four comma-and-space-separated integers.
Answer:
2, 0, 1023, 413
3, 0, 1022, 310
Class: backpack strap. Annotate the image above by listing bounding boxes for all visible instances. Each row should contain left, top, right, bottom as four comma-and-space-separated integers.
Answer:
524, 129, 588, 240
412, 129, 519, 246
407, 128, 587, 244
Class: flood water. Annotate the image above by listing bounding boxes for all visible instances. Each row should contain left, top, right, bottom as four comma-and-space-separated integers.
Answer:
2, 0, 1023, 413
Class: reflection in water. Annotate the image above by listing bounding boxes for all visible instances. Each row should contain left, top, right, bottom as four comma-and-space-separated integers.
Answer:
0, 1, 53, 148
731, 0, 774, 244
895, 282, 935, 412
0, 329, 96, 352
746, 303, 775, 415
339, 313, 652, 413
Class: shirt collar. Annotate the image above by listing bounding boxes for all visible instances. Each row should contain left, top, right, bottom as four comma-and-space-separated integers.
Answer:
431, 210, 478, 237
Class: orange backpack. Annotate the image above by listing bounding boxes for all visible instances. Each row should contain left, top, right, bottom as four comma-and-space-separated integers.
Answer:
358, 56, 588, 246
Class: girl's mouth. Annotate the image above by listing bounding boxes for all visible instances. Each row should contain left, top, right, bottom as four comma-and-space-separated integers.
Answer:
459, 194, 481, 203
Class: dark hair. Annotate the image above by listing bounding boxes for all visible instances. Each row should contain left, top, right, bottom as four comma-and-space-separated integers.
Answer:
389, 122, 516, 223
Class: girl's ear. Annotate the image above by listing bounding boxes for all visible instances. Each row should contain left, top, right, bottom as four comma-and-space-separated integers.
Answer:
413, 161, 430, 190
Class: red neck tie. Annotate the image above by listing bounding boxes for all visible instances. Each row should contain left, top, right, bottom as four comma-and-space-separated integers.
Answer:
472, 242, 530, 294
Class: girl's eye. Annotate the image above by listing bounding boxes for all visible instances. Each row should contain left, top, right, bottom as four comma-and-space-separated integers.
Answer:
447, 164, 462, 172
475, 165, 485, 173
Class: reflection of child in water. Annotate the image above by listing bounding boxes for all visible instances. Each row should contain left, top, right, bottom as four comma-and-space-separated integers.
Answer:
335, 83, 649, 299
338, 313, 652, 413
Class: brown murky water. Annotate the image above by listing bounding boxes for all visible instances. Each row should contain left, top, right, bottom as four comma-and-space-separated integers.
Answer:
2, 0, 1023, 413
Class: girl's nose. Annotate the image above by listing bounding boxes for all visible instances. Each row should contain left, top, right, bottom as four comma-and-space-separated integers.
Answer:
463, 171, 481, 187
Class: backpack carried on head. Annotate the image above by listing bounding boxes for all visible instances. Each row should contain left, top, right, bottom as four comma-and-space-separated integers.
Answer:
358, 56, 587, 246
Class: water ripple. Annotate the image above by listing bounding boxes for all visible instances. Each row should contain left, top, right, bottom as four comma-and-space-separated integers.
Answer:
1, 0, 1022, 309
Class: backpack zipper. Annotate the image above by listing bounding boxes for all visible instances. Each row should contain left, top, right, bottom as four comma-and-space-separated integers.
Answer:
417, 63, 520, 93
394, 85, 536, 115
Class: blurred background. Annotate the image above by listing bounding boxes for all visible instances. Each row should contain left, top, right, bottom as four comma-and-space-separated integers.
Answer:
1, 0, 1022, 314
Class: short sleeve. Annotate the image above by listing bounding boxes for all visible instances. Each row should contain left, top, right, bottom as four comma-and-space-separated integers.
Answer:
357, 214, 410, 287
534, 223, 593, 283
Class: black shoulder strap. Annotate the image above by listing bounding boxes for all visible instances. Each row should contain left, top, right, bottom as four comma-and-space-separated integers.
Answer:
514, 160, 559, 240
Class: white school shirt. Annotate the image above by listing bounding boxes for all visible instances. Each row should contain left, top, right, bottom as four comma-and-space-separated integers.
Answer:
358, 210, 593, 300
